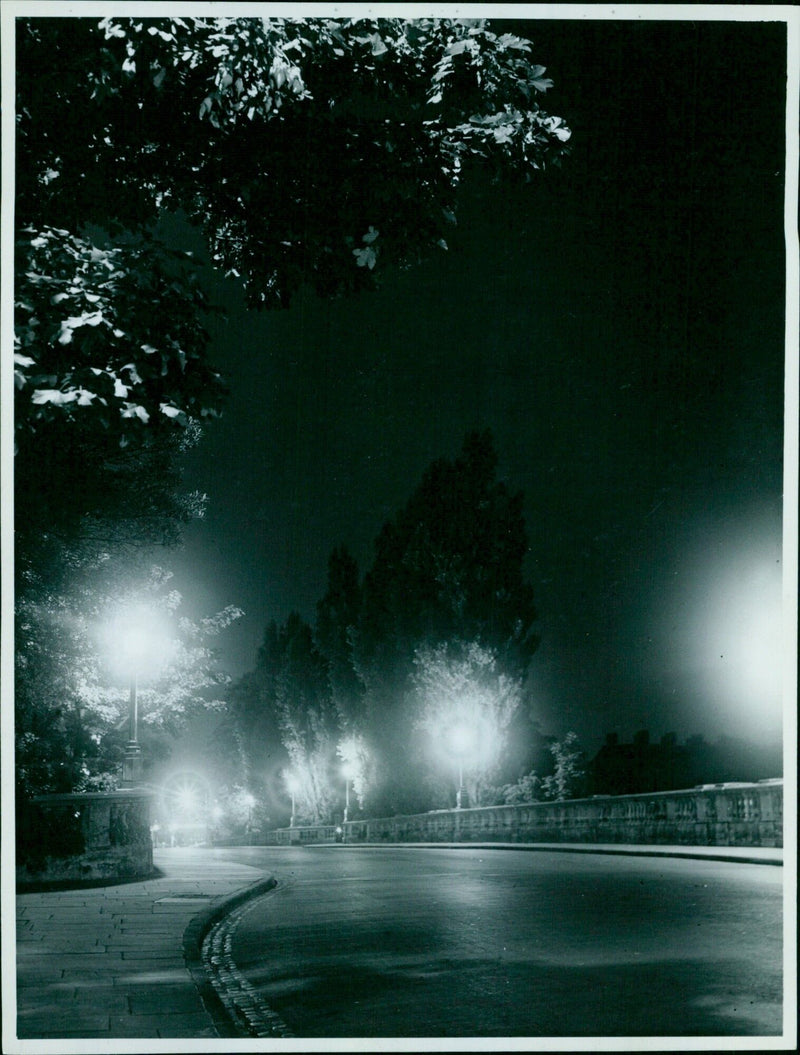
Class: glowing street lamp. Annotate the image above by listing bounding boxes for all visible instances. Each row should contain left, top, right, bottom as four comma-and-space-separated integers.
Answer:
175, 785, 198, 816
341, 761, 356, 826
106, 605, 171, 788
285, 772, 300, 828
447, 723, 477, 810
120, 623, 155, 787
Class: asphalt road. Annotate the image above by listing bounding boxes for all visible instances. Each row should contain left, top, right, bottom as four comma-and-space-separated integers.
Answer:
213, 845, 783, 1039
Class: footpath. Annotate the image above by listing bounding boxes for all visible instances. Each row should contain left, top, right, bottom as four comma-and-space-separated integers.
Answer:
13, 847, 272, 1042
11, 841, 783, 1044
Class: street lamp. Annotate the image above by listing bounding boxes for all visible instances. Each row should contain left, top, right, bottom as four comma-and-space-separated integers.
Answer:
120, 624, 154, 787
121, 671, 143, 786
107, 605, 171, 788
285, 772, 300, 828
447, 723, 476, 810
341, 761, 356, 826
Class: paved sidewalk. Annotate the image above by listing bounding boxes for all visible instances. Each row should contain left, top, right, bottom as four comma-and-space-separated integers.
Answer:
12, 841, 783, 1044
14, 847, 270, 1041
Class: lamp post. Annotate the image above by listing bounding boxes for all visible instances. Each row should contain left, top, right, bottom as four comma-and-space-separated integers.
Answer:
113, 610, 169, 789
447, 723, 476, 810
341, 762, 356, 826
121, 656, 145, 786
286, 773, 300, 828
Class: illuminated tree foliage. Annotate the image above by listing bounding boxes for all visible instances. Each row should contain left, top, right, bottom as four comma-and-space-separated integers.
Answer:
412, 639, 524, 807
541, 731, 586, 801
235, 614, 339, 825
501, 730, 587, 803
14, 224, 221, 590
16, 17, 569, 552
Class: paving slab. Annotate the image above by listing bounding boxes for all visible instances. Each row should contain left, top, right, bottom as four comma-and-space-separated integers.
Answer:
13, 847, 269, 1042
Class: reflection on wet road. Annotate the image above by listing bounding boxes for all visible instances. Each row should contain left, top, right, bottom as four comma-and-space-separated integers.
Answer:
212, 846, 783, 1038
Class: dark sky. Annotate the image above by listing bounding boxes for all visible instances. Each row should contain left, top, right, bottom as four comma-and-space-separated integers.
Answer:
168, 17, 789, 756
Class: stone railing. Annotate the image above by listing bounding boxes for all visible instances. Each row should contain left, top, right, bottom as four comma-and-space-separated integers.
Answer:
16, 789, 154, 886
265, 780, 783, 849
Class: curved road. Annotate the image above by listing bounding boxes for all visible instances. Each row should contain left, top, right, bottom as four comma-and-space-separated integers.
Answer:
206, 845, 783, 1039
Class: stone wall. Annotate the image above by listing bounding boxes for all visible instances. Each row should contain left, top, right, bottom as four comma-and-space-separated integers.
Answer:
16, 789, 154, 886
265, 780, 783, 848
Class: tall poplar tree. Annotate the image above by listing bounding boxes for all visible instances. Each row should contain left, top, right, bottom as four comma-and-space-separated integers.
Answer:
353, 429, 539, 814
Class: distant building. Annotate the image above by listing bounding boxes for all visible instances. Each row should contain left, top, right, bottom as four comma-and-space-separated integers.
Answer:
588, 730, 782, 795
589, 731, 692, 795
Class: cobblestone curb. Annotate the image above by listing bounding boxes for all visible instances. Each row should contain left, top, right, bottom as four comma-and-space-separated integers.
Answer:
182, 875, 278, 1038
202, 893, 295, 1038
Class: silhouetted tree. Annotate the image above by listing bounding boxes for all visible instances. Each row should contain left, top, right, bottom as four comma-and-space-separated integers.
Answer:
274, 613, 339, 824
315, 545, 365, 730
231, 614, 339, 824
352, 429, 539, 814
541, 731, 586, 801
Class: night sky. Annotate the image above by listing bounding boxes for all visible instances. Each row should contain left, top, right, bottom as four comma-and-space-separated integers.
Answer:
167, 16, 789, 757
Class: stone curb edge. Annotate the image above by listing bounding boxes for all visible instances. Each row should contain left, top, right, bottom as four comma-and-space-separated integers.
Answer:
182, 874, 277, 1039
321, 842, 784, 866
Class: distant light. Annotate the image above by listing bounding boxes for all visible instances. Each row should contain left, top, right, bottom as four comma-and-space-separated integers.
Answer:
285, 772, 301, 794
162, 771, 211, 823
651, 505, 784, 743
242, 792, 256, 809
175, 787, 197, 815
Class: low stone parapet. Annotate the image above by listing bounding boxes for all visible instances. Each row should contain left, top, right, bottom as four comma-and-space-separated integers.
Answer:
265, 780, 783, 848
16, 789, 154, 887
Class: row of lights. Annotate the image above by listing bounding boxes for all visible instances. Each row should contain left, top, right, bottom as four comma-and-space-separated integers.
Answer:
284, 723, 476, 829
283, 762, 356, 828
116, 609, 481, 825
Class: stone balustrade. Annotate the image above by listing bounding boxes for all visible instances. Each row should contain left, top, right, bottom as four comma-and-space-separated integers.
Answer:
16, 789, 154, 887
265, 779, 783, 848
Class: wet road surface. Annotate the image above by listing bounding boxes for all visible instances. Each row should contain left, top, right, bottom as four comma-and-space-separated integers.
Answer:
212, 845, 783, 1039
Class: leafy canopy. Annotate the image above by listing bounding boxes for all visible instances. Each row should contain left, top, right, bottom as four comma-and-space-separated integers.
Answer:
16, 16, 569, 555
18, 16, 571, 309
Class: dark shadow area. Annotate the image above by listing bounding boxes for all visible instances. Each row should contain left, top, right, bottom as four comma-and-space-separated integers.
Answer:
245, 956, 782, 1038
